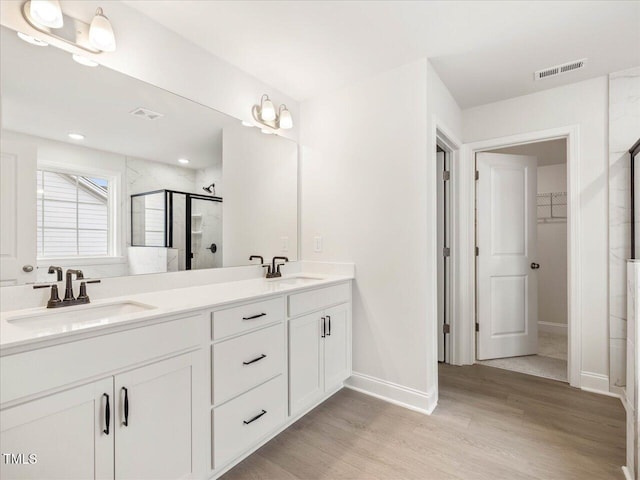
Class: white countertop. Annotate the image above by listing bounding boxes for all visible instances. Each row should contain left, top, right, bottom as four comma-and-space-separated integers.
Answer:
0, 274, 353, 355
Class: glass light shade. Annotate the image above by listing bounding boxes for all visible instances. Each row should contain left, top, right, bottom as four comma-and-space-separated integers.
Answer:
89, 8, 116, 52
278, 107, 293, 129
72, 54, 99, 67
30, 0, 63, 28
17, 32, 48, 46
261, 97, 276, 122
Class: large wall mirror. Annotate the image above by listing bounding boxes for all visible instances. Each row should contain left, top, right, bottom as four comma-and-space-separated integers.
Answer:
0, 26, 298, 286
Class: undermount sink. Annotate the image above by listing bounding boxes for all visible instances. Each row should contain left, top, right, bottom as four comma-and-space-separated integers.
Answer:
274, 276, 325, 286
6, 301, 157, 332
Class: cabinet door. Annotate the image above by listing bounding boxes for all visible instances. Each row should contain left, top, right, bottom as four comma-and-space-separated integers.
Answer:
323, 303, 351, 392
288, 313, 323, 416
114, 354, 193, 480
0, 378, 114, 480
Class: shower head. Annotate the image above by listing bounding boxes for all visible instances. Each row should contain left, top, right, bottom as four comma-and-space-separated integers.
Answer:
203, 183, 215, 195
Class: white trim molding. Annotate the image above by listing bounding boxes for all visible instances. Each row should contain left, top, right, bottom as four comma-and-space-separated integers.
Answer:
580, 371, 612, 395
345, 372, 437, 415
538, 321, 568, 335
458, 125, 582, 388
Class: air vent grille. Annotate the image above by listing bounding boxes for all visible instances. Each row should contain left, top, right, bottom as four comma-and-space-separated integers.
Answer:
129, 107, 164, 120
535, 58, 587, 81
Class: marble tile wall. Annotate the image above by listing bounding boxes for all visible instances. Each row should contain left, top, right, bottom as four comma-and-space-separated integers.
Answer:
610, 67, 640, 388
626, 261, 639, 478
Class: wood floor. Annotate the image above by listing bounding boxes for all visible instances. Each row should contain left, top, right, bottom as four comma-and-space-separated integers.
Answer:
222, 364, 626, 480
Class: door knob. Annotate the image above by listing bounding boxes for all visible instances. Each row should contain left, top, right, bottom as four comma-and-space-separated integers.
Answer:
22, 265, 34, 272
531, 262, 540, 270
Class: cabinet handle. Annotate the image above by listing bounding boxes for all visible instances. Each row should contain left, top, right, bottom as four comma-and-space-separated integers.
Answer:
103, 393, 110, 435
242, 313, 266, 320
243, 354, 267, 365
326, 315, 331, 336
122, 387, 129, 427
243, 409, 267, 425
321, 317, 326, 338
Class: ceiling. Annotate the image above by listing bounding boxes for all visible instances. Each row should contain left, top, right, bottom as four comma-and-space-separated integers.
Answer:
0, 26, 233, 169
124, 1, 640, 108
489, 139, 566, 166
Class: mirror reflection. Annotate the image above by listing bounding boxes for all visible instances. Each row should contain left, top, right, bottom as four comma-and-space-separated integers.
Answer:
0, 26, 298, 286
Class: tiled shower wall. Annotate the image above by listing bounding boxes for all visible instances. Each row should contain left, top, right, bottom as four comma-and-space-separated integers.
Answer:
609, 66, 640, 388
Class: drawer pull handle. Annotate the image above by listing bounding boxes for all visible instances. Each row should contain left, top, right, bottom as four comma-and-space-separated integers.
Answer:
326, 315, 331, 336
243, 354, 267, 365
243, 409, 267, 425
243, 313, 267, 320
122, 387, 129, 426
321, 317, 326, 338
103, 393, 110, 435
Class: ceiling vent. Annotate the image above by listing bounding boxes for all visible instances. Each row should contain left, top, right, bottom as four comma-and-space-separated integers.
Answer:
129, 107, 164, 120
534, 58, 587, 81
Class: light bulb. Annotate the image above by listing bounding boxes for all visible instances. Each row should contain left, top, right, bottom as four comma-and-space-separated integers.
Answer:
278, 106, 293, 129
89, 8, 116, 52
261, 96, 276, 122
30, 0, 63, 28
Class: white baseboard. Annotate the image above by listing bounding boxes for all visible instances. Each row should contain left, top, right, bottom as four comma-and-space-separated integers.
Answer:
622, 465, 632, 480
538, 321, 568, 335
580, 371, 612, 395
344, 372, 436, 415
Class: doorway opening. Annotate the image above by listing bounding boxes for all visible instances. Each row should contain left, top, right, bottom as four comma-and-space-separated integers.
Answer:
475, 139, 568, 383
437, 145, 451, 364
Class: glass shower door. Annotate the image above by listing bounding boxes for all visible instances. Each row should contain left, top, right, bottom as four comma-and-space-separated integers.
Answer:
189, 197, 222, 270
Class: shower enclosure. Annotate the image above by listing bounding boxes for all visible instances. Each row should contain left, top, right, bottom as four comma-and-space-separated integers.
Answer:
131, 189, 223, 270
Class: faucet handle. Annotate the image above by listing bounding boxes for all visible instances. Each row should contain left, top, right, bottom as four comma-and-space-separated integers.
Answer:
276, 263, 286, 274
47, 284, 62, 308
262, 264, 272, 275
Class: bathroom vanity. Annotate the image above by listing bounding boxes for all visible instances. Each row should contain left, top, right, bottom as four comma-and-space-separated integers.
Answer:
0, 274, 352, 479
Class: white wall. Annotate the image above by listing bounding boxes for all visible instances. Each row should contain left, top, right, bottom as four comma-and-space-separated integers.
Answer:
463, 76, 609, 384
301, 59, 461, 411
0, 0, 299, 142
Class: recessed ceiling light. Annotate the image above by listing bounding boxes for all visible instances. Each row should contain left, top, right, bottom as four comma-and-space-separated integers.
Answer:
241, 120, 254, 127
72, 54, 99, 67
178, 158, 189, 164
17, 32, 48, 46
68, 132, 85, 140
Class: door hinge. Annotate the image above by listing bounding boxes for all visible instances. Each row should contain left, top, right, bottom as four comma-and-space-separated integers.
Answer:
475, 322, 480, 332
443, 324, 450, 334
443, 170, 450, 181
443, 247, 450, 257
475, 170, 479, 180
475, 246, 479, 256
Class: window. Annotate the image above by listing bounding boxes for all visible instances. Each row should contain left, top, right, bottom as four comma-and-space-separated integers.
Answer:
36, 169, 111, 258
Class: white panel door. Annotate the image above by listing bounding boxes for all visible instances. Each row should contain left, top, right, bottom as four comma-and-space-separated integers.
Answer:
288, 313, 323, 416
477, 152, 538, 360
0, 139, 37, 286
114, 354, 193, 480
0, 378, 114, 480
323, 303, 351, 391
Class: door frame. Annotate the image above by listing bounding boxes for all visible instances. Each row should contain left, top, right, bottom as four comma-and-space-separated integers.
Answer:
457, 125, 581, 388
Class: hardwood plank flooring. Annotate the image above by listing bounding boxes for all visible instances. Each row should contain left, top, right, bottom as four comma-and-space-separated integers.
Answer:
222, 364, 626, 480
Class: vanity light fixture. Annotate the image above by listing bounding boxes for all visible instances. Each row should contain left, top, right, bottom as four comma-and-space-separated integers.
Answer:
251, 94, 293, 132
178, 158, 190, 164
68, 132, 85, 140
89, 8, 116, 52
241, 120, 254, 127
22, 2, 117, 55
72, 54, 99, 67
17, 31, 49, 46
29, 0, 63, 29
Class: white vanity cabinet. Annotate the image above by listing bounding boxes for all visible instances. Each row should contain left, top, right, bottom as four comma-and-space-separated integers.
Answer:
0, 313, 208, 480
288, 284, 352, 416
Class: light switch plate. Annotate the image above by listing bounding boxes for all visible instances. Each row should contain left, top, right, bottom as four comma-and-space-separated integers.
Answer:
281, 236, 289, 252
313, 236, 323, 253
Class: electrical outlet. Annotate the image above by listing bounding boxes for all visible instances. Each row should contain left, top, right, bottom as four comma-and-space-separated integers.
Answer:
281, 236, 289, 252
313, 236, 323, 253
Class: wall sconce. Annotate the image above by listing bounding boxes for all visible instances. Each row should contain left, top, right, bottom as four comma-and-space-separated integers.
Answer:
251, 94, 293, 132
21, 1, 116, 55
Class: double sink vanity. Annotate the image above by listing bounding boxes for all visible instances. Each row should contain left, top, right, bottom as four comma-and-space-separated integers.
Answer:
0, 268, 353, 479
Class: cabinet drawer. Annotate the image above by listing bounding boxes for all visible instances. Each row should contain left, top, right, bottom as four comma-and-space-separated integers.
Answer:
212, 323, 284, 405
288, 282, 351, 317
212, 375, 286, 469
212, 297, 284, 340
